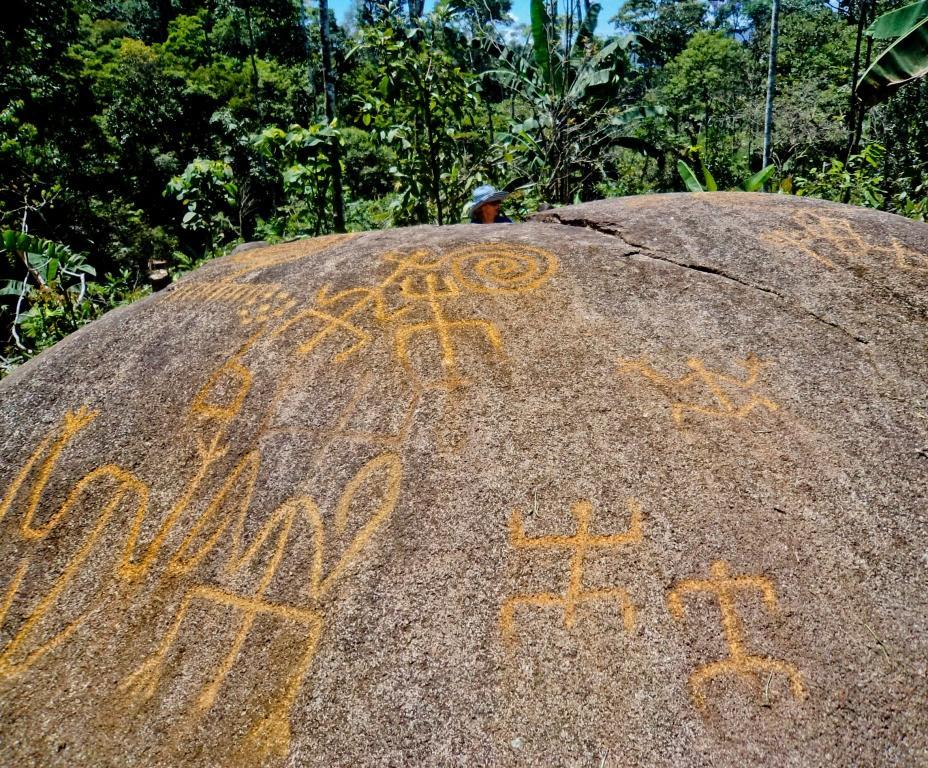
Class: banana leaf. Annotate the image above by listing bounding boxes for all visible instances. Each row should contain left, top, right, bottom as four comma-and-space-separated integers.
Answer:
530, 0, 554, 91
857, 14, 928, 104
741, 165, 776, 192
700, 161, 718, 192
677, 160, 704, 192
608, 104, 665, 129
866, 0, 928, 38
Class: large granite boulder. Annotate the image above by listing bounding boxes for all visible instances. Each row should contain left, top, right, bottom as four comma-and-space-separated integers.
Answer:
0, 193, 926, 767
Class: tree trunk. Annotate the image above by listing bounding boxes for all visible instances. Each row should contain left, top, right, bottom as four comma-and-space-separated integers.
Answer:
846, 0, 868, 159
421, 91, 443, 225
243, 0, 263, 120
318, 0, 346, 233
408, 0, 425, 22
849, 18, 874, 158
762, 0, 780, 169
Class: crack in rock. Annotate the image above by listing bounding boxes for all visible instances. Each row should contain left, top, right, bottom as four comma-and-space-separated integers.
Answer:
538, 211, 871, 345
536, 213, 650, 252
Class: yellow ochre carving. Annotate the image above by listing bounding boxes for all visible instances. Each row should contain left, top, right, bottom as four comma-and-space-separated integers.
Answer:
121, 453, 402, 760
170, 281, 298, 326
272, 243, 557, 389
760, 210, 927, 272
617, 354, 778, 425
225, 233, 355, 278
0, 326, 405, 759
0, 241, 559, 759
668, 559, 806, 711
501, 499, 642, 645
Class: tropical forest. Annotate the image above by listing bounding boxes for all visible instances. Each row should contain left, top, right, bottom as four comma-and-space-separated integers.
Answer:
2, 0, 927, 375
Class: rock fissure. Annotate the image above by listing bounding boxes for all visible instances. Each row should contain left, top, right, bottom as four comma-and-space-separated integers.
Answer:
0, 194, 925, 768
537, 213, 650, 252
541, 210, 873, 346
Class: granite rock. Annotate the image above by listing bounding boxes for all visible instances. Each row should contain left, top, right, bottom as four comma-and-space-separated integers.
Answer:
0, 193, 926, 767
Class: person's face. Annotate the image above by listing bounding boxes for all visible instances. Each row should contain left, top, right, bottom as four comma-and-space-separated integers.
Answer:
479, 200, 501, 223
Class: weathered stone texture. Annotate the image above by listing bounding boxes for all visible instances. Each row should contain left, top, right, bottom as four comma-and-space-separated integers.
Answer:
0, 193, 926, 767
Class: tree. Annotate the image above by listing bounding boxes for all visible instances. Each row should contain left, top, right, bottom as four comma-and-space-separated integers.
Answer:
661, 30, 750, 176
762, 0, 781, 168
492, 0, 661, 203
612, 0, 708, 68
318, 0, 346, 231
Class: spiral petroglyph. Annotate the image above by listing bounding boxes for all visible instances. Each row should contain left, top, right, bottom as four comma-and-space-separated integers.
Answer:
450, 244, 557, 294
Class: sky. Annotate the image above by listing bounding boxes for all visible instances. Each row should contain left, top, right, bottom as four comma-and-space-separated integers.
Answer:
325, 0, 534, 26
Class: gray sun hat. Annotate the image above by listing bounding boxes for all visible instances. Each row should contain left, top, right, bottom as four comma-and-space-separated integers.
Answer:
469, 184, 509, 216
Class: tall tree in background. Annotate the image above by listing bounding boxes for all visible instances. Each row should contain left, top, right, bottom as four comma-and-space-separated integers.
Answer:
762, 0, 780, 167
318, 0, 346, 231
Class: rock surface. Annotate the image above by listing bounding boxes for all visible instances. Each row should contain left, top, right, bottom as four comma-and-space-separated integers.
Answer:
0, 192, 926, 767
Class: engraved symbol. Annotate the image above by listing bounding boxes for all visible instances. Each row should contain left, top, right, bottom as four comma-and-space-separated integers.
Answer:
169, 281, 297, 326
667, 559, 806, 710
501, 499, 642, 645
394, 272, 503, 389
761, 210, 928, 273
0, 406, 98, 529
119, 453, 402, 760
271, 244, 557, 391
225, 233, 355, 278
617, 354, 778, 425
450, 244, 557, 294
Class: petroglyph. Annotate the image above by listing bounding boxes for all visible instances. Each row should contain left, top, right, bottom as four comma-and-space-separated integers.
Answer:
668, 560, 806, 711
169, 281, 298, 326
0, 241, 558, 760
122, 453, 402, 760
0, 403, 149, 680
617, 354, 778, 425
271, 243, 557, 389
760, 210, 927, 273
394, 272, 503, 389
0, 233, 536, 758
225, 233, 355, 278
501, 499, 642, 645
450, 244, 558, 294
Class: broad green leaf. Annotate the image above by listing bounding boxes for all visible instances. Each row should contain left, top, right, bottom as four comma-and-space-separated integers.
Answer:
609, 105, 665, 128
742, 165, 776, 192
530, 0, 553, 90
867, 0, 928, 38
0, 280, 26, 296
26, 251, 47, 270
678, 160, 705, 192
857, 15, 928, 104
700, 162, 718, 192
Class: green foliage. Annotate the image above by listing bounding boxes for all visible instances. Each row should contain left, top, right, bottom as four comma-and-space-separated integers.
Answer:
253, 121, 340, 235
0, 230, 147, 370
677, 158, 775, 192
492, 3, 660, 204
867, 0, 928, 39
613, 0, 708, 67
2, 0, 928, 376
166, 158, 240, 248
858, 8, 928, 104
678, 159, 708, 192
793, 144, 887, 207
348, 8, 486, 224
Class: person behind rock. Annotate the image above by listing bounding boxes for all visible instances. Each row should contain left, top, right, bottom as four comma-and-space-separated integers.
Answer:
469, 184, 513, 223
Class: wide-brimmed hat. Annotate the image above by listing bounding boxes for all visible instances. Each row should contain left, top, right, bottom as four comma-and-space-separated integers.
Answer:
469, 184, 509, 216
